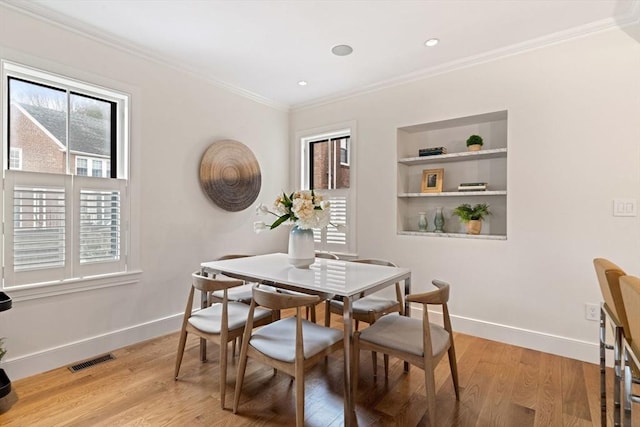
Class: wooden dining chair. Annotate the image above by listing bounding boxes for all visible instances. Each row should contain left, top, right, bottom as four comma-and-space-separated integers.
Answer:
209, 254, 255, 304
233, 285, 344, 427
594, 258, 631, 426
174, 271, 274, 409
278, 251, 339, 323
619, 275, 640, 426
353, 280, 460, 426
324, 258, 403, 376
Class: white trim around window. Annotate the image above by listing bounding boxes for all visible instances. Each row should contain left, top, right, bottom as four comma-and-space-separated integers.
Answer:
295, 121, 357, 256
1, 59, 141, 298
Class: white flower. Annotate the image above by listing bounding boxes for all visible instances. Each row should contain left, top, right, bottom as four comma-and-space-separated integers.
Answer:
253, 221, 268, 233
256, 203, 270, 215
254, 190, 333, 231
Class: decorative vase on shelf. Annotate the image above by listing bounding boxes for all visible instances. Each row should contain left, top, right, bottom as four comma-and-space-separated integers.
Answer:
418, 212, 428, 232
288, 225, 315, 268
434, 207, 445, 233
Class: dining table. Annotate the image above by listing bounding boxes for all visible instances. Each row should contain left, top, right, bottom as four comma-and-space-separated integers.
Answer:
201, 252, 412, 426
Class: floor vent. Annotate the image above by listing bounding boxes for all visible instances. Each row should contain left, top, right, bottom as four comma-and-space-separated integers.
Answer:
68, 353, 115, 372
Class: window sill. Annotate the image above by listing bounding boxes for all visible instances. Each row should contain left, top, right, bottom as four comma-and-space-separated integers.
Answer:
2, 270, 143, 302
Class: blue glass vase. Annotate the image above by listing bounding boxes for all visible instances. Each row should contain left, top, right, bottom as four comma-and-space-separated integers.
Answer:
434, 207, 445, 233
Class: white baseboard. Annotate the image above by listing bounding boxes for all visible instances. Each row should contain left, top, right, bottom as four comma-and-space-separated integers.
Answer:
4, 308, 602, 382
3, 313, 182, 381
412, 306, 599, 365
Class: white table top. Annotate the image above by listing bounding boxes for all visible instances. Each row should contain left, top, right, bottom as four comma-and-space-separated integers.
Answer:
201, 253, 411, 298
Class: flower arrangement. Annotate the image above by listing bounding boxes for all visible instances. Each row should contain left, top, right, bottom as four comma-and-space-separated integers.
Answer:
254, 190, 331, 232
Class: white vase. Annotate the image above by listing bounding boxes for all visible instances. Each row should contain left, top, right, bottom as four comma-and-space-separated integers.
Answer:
288, 225, 315, 268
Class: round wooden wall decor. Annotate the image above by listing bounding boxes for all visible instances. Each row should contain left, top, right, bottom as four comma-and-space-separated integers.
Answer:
199, 140, 261, 212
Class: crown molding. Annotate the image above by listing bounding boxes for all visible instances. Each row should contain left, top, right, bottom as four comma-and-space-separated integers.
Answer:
0, 1, 290, 112
292, 4, 640, 112
3, 0, 638, 114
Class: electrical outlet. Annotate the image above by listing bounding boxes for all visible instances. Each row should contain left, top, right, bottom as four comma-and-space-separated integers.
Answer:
585, 303, 600, 321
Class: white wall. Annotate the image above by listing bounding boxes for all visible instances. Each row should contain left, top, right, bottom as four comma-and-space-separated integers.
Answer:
0, 5, 290, 379
290, 27, 640, 363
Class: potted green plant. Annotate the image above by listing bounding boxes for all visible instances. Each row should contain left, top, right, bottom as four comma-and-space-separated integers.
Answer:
452, 203, 491, 234
466, 134, 483, 152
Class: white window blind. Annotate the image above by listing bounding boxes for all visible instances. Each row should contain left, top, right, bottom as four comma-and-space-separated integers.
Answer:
4, 171, 127, 287
79, 190, 120, 264
12, 185, 66, 271
74, 175, 127, 277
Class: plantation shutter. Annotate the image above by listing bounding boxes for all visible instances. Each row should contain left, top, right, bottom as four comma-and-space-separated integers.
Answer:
73, 176, 127, 277
313, 189, 350, 253
4, 170, 72, 286
3, 171, 127, 288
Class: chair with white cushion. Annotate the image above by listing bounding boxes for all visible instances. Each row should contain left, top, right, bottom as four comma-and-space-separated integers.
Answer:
353, 279, 460, 426
174, 271, 274, 409
233, 285, 343, 427
209, 254, 255, 304
593, 258, 632, 426
619, 275, 640, 426
324, 258, 403, 376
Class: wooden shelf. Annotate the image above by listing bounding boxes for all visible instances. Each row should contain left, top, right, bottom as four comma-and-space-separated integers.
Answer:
398, 231, 507, 240
398, 191, 507, 198
398, 148, 507, 165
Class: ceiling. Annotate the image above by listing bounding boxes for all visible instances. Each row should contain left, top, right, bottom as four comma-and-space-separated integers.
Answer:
4, 0, 639, 109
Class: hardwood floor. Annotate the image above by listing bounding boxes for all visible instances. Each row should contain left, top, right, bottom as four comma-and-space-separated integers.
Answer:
0, 311, 636, 426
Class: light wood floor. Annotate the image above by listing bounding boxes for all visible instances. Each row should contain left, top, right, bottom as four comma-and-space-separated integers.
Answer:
0, 310, 636, 426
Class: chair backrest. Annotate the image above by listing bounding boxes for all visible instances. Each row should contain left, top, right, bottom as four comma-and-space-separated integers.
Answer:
407, 279, 453, 361
406, 279, 450, 306
352, 258, 403, 314
192, 271, 243, 293
252, 285, 320, 311
217, 254, 251, 260
352, 258, 398, 268
620, 275, 640, 348
315, 252, 339, 260
593, 258, 629, 332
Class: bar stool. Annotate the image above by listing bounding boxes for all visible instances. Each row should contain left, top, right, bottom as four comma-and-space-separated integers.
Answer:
593, 258, 629, 426
619, 275, 640, 426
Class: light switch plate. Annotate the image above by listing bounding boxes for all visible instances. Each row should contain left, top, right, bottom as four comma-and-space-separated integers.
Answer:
613, 198, 638, 217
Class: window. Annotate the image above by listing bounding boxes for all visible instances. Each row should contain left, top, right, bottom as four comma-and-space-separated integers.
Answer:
3, 61, 129, 288
300, 127, 355, 254
9, 147, 21, 170
76, 158, 88, 176
75, 156, 109, 178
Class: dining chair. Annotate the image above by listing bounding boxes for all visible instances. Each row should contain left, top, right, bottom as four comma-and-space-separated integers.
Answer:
594, 258, 631, 426
233, 285, 344, 427
210, 254, 255, 304
353, 279, 460, 426
324, 258, 403, 376
174, 271, 274, 409
279, 251, 339, 323
620, 275, 640, 426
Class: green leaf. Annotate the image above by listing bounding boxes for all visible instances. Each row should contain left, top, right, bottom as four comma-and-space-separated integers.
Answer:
270, 214, 290, 229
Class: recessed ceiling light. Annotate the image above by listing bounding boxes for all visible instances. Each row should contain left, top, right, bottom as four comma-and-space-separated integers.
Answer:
425, 38, 439, 47
331, 44, 353, 56
297, 80, 308, 86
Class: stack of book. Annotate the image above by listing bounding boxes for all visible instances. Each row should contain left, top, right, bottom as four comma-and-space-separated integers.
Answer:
418, 146, 447, 156
458, 182, 488, 191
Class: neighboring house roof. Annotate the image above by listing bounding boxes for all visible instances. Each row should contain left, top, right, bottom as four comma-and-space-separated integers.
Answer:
18, 103, 110, 157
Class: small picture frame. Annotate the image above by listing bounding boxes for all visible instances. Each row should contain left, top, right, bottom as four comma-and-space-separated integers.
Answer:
421, 168, 444, 193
